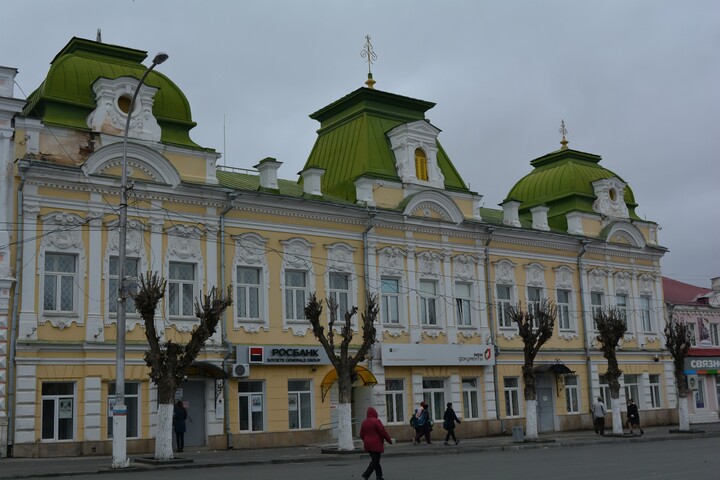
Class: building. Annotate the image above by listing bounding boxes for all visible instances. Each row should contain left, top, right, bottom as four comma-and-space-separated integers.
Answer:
0, 37, 671, 457
663, 276, 720, 423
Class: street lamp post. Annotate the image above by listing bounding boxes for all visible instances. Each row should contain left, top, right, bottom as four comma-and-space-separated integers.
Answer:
113, 52, 168, 469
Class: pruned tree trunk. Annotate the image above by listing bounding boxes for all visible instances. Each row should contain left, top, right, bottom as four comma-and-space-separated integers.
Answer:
678, 396, 690, 431
664, 309, 692, 432
594, 308, 627, 435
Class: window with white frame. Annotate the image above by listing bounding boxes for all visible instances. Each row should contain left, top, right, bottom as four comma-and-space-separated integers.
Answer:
43, 253, 76, 313
288, 380, 312, 429
616, 294, 628, 324
565, 375, 580, 413
237, 266, 261, 320
623, 374, 639, 406
422, 379, 446, 420
385, 379, 405, 424
108, 382, 140, 438
109, 257, 139, 314
381, 277, 401, 325
640, 295, 652, 332
715, 375, 720, 407
418, 280, 438, 326
599, 374, 613, 408
710, 322, 720, 346
455, 282, 472, 327
42, 382, 75, 441
497, 285, 513, 328
649, 374, 661, 408
694, 378, 706, 409
285, 270, 308, 321
591, 292, 604, 328
687, 322, 696, 346
527, 287, 542, 317
329, 272, 350, 319
169, 262, 195, 316
462, 378, 481, 419
504, 377, 520, 417
238, 381, 264, 432
557, 289, 572, 330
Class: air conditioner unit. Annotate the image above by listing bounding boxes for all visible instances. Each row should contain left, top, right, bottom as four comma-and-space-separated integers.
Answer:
232, 363, 250, 378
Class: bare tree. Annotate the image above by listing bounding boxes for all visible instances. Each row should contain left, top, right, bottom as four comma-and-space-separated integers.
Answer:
134, 272, 232, 460
508, 300, 556, 440
594, 308, 627, 435
664, 307, 692, 431
305, 292, 378, 450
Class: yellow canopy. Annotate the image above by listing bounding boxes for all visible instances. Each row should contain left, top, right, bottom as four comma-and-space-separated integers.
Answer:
321, 365, 378, 402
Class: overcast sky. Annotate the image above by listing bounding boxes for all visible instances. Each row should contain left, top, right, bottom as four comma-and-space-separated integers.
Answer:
2, 0, 718, 287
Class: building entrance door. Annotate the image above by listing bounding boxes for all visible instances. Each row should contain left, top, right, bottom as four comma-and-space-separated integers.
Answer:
178, 380, 206, 447
536, 376, 555, 432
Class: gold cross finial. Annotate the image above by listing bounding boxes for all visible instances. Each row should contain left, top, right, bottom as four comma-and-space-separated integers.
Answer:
361, 34, 377, 89
559, 120, 569, 150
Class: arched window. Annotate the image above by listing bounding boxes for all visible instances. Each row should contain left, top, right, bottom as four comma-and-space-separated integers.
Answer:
415, 148, 428, 181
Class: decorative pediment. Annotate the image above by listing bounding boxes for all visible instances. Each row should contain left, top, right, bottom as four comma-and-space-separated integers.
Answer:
589, 269, 607, 292
494, 259, 517, 286
453, 254, 478, 281
82, 142, 181, 187
402, 191, 465, 224
166, 225, 203, 260
377, 246, 406, 276
387, 120, 445, 188
525, 263, 546, 288
417, 250, 443, 277
614, 271, 632, 295
326, 242, 356, 273
41, 212, 85, 249
281, 237, 314, 270
602, 221, 646, 248
554, 266, 574, 290
592, 178, 629, 219
233, 233, 268, 266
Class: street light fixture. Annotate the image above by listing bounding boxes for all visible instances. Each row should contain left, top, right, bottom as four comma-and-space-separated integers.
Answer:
113, 51, 168, 469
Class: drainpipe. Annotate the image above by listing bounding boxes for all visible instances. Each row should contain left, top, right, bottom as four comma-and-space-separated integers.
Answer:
7, 159, 30, 457
362, 208, 376, 371
219, 192, 237, 449
483, 226, 504, 433
577, 239, 592, 411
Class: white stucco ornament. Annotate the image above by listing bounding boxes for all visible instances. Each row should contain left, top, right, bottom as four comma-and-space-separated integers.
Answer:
592, 178, 629, 219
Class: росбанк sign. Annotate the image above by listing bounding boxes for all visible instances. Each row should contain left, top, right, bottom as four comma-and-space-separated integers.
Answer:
236, 345, 332, 365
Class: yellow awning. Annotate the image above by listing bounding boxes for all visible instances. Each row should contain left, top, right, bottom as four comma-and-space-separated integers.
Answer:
321, 365, 378, 402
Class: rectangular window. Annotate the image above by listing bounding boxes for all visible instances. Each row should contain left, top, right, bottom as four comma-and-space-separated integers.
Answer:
462, 378, 481, 419
169, 262, 195, 316
329, 272, 350, 319
694, 378, 706, 409
557, 289, 571, 330
649, 374, 661, 408
616, 294, 628, 324
623, 374, 639, 406
599, 375, 613, 408
419, 280, 437, 326
288, 380, 312, 429
41, 382, 75, 441
565, 375, 580, 413
422, 379, 445, 420
527, 287, 542, 318
497, 285, 513, 328
108, 382, 140, 438
381, 278, 400, 324
238, 381, 264, 432
710, 323, 720, 346
591, 292, 604, 328
640, 296, 652, 332
715, 375, 720, 407
455, 282, 472, 327
109, 257, 139, 314
687, 323, 696, 346
385, 379, 405, 424
285, 270, 308, 321
237, 266, 261, 320
44, 253, 76, 312
504, 377, 520, 417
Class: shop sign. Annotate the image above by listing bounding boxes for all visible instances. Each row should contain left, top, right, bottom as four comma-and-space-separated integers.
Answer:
684, 356, 720, 374
381, 343, 495, 366
236, 345, 332, 365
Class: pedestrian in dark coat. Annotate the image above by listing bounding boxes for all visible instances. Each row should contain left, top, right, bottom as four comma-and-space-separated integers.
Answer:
413, 401, 433, 444
359, 407, 392, 480
625, 398, 644, 435
173, 400, 188, 452
443, 402, 461, 445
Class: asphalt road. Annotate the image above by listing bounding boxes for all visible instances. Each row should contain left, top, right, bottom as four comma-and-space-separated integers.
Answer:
45, 436, 720, 480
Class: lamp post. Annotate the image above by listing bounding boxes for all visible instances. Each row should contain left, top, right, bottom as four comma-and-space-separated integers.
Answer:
113, 52, 168, 469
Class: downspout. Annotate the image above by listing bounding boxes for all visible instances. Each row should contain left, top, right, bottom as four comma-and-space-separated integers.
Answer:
362, 208, 376, 364
7, 159, 30, 457
577, 239, 592, 411
219, 192, 237, 449
483, 226, 504, 433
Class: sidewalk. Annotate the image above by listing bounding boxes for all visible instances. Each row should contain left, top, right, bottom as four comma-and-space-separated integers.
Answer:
2, 423, 719, 480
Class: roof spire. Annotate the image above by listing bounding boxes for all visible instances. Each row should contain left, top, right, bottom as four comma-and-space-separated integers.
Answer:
96, 28, 102, 43
559, 119, 569, 150
361, 34, 377, 89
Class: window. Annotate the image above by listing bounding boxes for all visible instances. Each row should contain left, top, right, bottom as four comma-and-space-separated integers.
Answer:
599, 375, 612, 408
504, 377, 520, 417
109, 257, 139, 314
710, 323, 720, 346
497, 285, 513, 328
455, 282, 472, 327
169, 262, 195, 316
623, 374, 639, 407
686, 322, 696, 346
715, 375, 720, 407
462, 378, 481, 419
694, 378, 706, 409
527, 287, 542, 317
565, 376, 580, 413
418, 280, 437, 326
557, 289, 571, 330
381, 278, 400, 324
591, 292, 604, 328
288, 380, 312, 429
649, 374, 661, 408
415, 148, 428, 181
42, 382, 74, 440
385, 379, 405, 424
329, 272, 350, 319
422, 379, 445, 420
44, 253, 76, 313
640, 296, 652, 332
616, 294, 628, 324
238, 381, 264, 432
285, 270, 308, 321
237, 266, 261, 320
108, 382, 139, 438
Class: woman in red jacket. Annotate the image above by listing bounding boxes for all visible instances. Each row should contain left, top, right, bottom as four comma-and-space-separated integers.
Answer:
359, 407, 392, 480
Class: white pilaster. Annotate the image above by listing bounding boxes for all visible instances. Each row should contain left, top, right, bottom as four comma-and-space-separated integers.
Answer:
86, 211, 104, 342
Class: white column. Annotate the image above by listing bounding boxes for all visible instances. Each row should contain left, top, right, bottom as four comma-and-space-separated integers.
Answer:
406, 246, 420, 343
84, 377, 102, 441
442, 249, 456, 340
18, 204, 39, 340
149, 216, 164, 341
86, 211, 104, 341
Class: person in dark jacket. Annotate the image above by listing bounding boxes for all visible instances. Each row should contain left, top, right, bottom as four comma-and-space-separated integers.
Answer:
413, 401, 433, 444
359, 407, 392, 480
173, 400, 188, 452
443, 402, 461, 445
625, 398, 644, 435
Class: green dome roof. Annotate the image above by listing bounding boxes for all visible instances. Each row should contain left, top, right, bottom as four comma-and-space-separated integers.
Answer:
22, 37, 204, 150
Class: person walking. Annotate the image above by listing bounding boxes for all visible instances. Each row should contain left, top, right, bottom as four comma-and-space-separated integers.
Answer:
359, 406, 392, 480
173, 400, 188, 453
442, 402, 461, 445
626, 398, 644, 435
413, 401, 433, 444
592, 397, 607, 435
